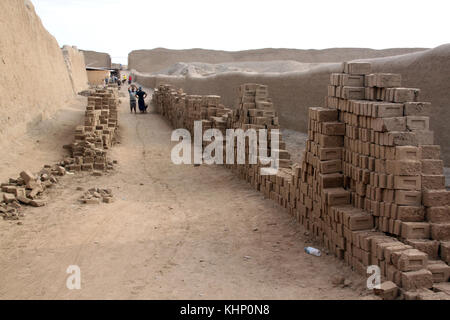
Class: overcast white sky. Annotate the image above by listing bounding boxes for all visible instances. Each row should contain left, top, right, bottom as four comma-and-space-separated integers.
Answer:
32, 0, 450, 65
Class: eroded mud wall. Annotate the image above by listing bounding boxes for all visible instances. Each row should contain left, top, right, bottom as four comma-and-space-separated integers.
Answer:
81, 50, 111, 69
129, 47, 427, 74
0, 0, 85, 138
62, 45, 89, 94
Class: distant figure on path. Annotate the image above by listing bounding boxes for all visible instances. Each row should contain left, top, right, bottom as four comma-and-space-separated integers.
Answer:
105, 77, 109, 85
128, 87, 137, 114
136, 87, 148, 113
128, 75, 132, 85
122, 75, 127, 84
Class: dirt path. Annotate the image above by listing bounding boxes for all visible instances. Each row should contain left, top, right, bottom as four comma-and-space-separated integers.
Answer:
0, 86, 377, 300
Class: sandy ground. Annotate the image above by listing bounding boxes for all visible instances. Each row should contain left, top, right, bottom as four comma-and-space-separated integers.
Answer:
0, 86, 381, 300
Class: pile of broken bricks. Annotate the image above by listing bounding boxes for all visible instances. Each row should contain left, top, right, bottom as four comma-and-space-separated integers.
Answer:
1, 88, 120, 221
0, 166, 67, 220
79, 187, 114, 204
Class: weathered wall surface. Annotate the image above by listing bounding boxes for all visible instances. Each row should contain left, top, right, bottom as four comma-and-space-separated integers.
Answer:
132, 44, 450, 165
111, 63, 122, 70
129, 47, 427, 74
62, 45, 89, 94
81, 50, 111, 69
87, 70, 110, 86
0, 0, 80, 139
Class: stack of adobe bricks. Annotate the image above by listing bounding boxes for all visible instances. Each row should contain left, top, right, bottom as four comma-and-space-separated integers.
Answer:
230, 84, 293, 201
205, 95, 230, 136
153, 83, 297, 210
233, 84, 279, 129
184, 95, 202, 133
152, 67, 449, 298
154, 85, 233, 136
153, 84, 169, 115
297, 106, 353, 251
165, 88, 187, 129
310, 62, 449, 297
66, 88, 119, 172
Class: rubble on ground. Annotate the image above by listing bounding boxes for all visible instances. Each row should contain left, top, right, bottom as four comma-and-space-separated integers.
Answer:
0, 165, 66, 219
79, 187, 114, 204
0, 87, 120, 221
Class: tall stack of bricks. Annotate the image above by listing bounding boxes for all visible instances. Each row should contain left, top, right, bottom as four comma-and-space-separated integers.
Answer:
232, 83, 291, 166
297, 106, 355, 261
152, 65, 449, 298
230, 84, 293, 205
66, 88, 119, 172
233, 84, 279, 129
322, 62, 449, 295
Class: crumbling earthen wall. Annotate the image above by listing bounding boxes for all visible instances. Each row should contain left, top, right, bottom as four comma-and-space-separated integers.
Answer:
81, 50, 112, 69
62, 45, 89, 94
0, 0, 89, 144
128, 47, 426, 74
133, 44, 450, 165
153, 62, 450, 299
0, 0, 75, 138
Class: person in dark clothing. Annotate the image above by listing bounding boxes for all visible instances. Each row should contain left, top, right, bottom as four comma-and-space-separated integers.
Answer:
135, 87, 148, 113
